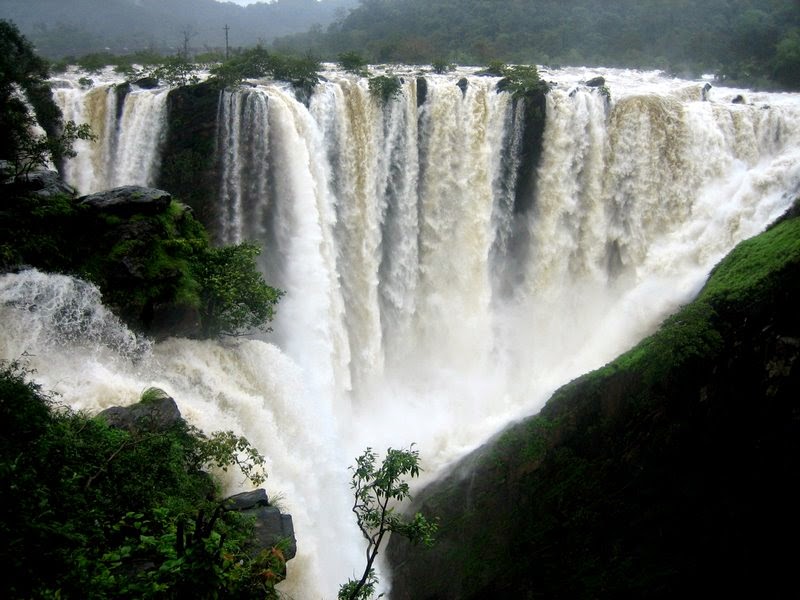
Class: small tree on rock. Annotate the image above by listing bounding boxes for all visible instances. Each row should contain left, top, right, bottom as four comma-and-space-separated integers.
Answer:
339, 445, 438, 600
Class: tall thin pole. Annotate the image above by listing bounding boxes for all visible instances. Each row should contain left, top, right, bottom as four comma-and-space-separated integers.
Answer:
224, 24, 230, 60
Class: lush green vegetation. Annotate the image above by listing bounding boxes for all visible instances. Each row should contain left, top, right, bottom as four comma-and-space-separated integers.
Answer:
276, 0, 800, 90
340, 446, 437, 600
209, 46, 322, 98
367, 74, 402, 103
486, 63, 551, 99
0, 20, 95, 176
338, 51, 370, 76
0, 362, 285, 599
0, 189, 283, 339
195, 243, 284, 338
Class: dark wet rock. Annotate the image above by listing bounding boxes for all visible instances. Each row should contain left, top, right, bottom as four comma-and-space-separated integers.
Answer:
99, 396, 184, 433
585, 76, 605, 87
9, 168, 76, 198
224, 489, 297, 560
134, 76, 159, 89
417, 76, 428, 106
79, 186, 171, 216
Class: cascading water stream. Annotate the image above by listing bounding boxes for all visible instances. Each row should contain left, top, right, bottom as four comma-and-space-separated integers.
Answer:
53, 79, 169, 194
8, 67, 800, 597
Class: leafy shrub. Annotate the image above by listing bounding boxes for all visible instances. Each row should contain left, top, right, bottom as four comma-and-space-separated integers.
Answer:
368, 74, 403, 103
210, 46, 321, 96
149, 55, 199, 87
0, 362, 280, 599
194, 242, 285, 338
431, 58, 455, 74
75, 51, 117, 74
495, 64, 550, 98
338, 51, 370, 76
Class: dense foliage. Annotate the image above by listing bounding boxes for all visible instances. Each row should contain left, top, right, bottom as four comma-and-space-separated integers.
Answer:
210, 46, 322, 98
0, 20, 95, 176
0, 189, 283, 339
367, 74, 402, 103
276, 0, 800, 89
195, 243, 284, 338
0, 363, 285, 599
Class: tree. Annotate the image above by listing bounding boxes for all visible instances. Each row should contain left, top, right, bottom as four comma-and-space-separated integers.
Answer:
0, 20, 95, 176
210, 47, 321, 98
338, 51, 370, 76
339, 445, 438, 600
368, 75, 402, 104
194, 242, 284, 338
1, 20, 57, 163
150, 54, 200, 87
12, 119, 95, 177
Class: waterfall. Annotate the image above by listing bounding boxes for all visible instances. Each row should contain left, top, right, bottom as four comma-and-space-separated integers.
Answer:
11, 67, 800, 597
54, 81, 169, 194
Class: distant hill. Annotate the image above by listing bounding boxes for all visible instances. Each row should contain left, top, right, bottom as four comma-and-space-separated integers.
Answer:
0, 0, 358, 57
275, 0, 800, 89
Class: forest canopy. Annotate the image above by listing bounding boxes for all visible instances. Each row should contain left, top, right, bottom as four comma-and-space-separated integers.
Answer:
274, 0, 800, 89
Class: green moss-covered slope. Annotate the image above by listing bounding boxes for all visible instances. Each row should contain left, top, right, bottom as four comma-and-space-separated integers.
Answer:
387, 202, 800, 599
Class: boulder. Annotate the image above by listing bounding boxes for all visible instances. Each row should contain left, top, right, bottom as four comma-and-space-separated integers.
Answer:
456, 77, 469, 95
97, 399, 298, 562
11, 168, 76, 198
79, 186, 172, 216
732, 94, 746, 104
224, 489, 297, 560
702, 82, 712, 101
224, 489, 270, 511
134, 77, 159, 89
99, 395, 184, 433
584, 76, 605, 88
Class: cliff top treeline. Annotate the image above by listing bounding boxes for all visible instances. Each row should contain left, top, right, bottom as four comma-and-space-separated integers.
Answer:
387, 200, 800, 598
8, 0, 798, 90
275, 0, 800, 89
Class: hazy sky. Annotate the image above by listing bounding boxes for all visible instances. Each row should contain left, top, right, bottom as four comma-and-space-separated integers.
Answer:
215, 0, 271, 5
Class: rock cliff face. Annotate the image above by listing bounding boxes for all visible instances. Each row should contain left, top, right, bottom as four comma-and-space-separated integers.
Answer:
387, 203, 800, 599
157, 82, 222, 237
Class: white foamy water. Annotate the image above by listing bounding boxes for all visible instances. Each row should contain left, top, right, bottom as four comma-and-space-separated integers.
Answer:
9, 66, 800, 597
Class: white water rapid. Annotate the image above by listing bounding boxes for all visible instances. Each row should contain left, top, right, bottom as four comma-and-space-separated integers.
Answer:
4, 66, 799, 597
